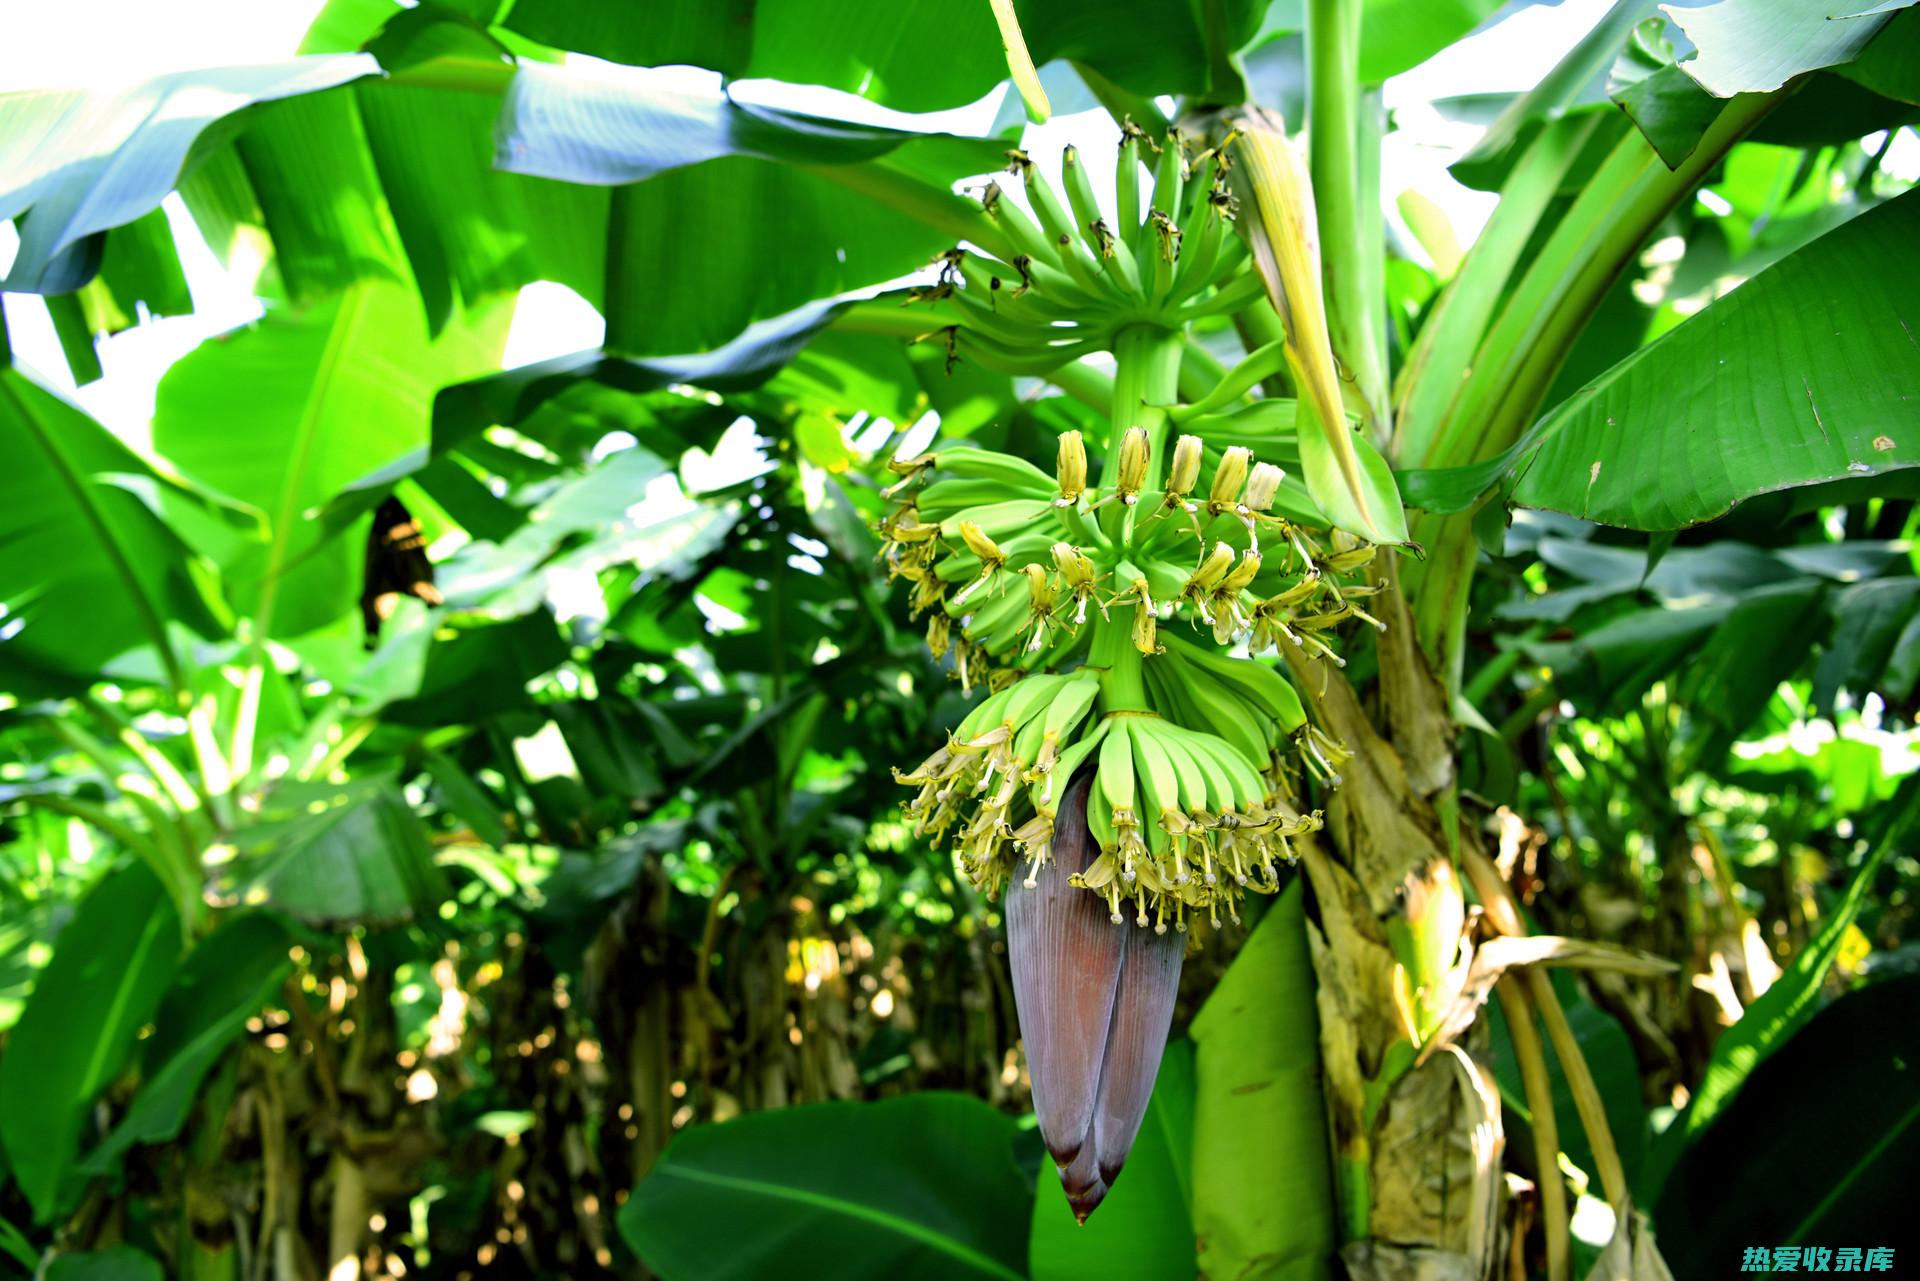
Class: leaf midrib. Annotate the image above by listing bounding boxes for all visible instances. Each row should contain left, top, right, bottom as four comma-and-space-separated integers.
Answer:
254, 284, 374, 638
79, 901, 174, 1099
1783, 1091, 1920, 1255
90, 961, 289, 1162
643, 1164, 1024, 1281
0, 373, 182, 687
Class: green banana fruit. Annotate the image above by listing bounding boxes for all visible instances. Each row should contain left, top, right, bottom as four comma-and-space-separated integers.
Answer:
1015, 152, 1108, 295
1116, 125, 1145, 253
929, 446, 1056, 492
1061, 145, 1142, 299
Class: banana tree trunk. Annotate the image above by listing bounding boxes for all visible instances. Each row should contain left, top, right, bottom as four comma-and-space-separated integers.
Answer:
1290, 582, 1507, 1279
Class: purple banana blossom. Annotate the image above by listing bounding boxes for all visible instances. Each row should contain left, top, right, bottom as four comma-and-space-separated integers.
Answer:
1006, 767, 1184, 1222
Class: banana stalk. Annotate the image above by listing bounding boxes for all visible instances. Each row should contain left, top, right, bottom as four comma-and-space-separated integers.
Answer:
987, 0, 1050, 123
1305, 0, 1391, 439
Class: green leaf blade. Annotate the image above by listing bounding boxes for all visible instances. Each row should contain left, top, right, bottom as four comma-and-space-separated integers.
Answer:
0, 864, 181, 1222
617, 1093, 1029, 1281
1188, 880, 1337, 1281
1652, 973, 1920, 1273
490, 62, 1002, 356
0, 57, 377, 293
1512, 189, 1920, 531
1667, 0, 1918, 96
79, 914, 293, 1176
0, 371, 225, 693
152, 281, 508, 639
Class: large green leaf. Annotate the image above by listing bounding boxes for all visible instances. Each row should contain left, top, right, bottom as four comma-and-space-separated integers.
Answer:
496, 61, 990, 185
304, 295, 835, 559
1352, 0, 1507, 83
431, 298, 848, 458
0, 863, 180, 1222
45, 1247, 163, 1281
60, 41, 1000, 358
438, 448, 734, 619
1811, 577, 1920, 714
0, 369, 224, 694
1029, 1039, 1196, 1281
1652, 973, 1920, 1275
613, 156, 981, 357
221, 86, 415, 307
0, 57, 374, 292
224, 781, 449, 925
503, 0, 755, 76
1840, 5, 1920, 103
0, 1216, 36, 1274
1749, 69, 1920, 149
381, 610, 569, 727
152, 281, 507, 638
618, 1093, 1029, 1281
1607, 18, 1723, 168
493, 61, 1003, 355
1511, 189, 1920, 530
1673, 579, 1828, 766
1667, 0, 1918, 96
352, 14, 605, 332
1497, 536, 1846, 622
1188, 880, 1336, 1281
501, 0, 1260, 110
1523, 603, 1732, 710
79, 913, 293, 1176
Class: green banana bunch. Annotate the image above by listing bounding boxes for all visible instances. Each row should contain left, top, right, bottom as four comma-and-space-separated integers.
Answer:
875, 134, 1407, 1223
881, 428, 1379, 923
1072, 710, 1324, 932
900, 132, 1253, 376
894, 655, 1325, 929
894, 670, 1104, 897
881, 430, 1383, 690
876, 139, 1402, 929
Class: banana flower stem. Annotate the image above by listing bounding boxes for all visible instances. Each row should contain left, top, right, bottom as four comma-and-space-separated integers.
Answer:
1090, 617, 1148, 711
1103, 324, 1185, 495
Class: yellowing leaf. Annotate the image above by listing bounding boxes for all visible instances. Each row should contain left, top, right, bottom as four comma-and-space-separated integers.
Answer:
1228, 111, 1407, 545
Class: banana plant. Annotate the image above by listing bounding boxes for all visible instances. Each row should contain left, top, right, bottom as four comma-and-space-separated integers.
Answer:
811, 5, 1917, 1272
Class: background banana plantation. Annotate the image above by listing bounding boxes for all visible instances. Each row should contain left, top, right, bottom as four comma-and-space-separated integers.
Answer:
2, 0, 1918, 1278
